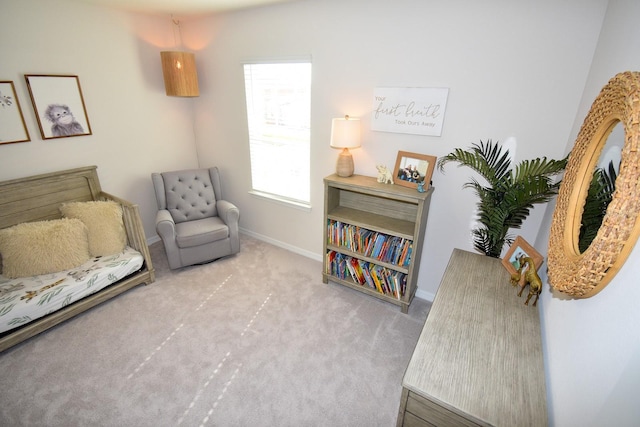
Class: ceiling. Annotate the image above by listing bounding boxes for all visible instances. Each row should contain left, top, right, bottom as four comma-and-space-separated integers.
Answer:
73, 0, 298, 15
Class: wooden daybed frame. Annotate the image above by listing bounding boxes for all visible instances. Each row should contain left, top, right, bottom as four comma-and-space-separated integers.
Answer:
0, 166, 155, 352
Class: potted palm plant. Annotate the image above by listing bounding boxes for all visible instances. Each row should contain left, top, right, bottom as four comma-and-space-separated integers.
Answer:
438, 139, 567, 258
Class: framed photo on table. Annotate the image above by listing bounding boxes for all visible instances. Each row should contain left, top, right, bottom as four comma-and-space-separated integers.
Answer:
501, 236, 543, 276
25, 74, 92, 140
0, 81, 30, 145
393, 151, 437, 190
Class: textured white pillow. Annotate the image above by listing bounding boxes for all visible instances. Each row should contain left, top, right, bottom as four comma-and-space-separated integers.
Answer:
60, 201, 127, 256
0, 218, 90, 278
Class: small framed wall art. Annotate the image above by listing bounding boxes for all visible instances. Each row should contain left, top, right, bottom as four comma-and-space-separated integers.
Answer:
501, 235, 543, 276
393, 150, 437, 190
0, 81, 30, 144
25, 74, 92, 139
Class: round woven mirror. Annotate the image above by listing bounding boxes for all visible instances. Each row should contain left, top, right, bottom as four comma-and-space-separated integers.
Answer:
548, 71, 640, 297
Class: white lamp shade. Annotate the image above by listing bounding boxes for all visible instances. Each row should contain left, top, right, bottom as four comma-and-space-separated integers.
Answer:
330, 117, 361, 149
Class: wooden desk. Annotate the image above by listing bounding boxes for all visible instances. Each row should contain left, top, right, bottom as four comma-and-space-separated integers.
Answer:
397, 249, 547, 426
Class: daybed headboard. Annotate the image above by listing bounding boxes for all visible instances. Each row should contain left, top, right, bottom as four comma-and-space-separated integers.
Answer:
0, 166, 102, 229
0, 166, 154, 284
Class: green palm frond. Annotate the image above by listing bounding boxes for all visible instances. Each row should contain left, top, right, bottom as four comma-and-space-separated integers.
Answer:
512, 156, 567, 184
438, 139, 512, 187
471, 227, 515, 258
439, 139, 567, 257
579, 160, 617, 252
474, 140, 513, 181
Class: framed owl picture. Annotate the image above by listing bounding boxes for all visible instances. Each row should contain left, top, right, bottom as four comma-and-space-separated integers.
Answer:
25, 74, 92, 140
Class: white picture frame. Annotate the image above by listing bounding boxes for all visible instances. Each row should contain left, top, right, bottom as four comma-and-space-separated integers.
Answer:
0, 81, 30, 144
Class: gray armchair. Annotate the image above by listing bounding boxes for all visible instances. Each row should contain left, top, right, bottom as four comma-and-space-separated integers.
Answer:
151, 167, 240, 269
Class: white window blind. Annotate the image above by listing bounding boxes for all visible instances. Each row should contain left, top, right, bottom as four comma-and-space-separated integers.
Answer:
243, 61, 311, 205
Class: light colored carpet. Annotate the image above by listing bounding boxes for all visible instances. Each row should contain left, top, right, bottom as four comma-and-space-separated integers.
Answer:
0, 235, 430, 426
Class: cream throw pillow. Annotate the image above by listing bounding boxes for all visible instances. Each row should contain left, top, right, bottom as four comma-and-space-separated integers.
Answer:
0, 218, 90, 278
60, 201, 127, 256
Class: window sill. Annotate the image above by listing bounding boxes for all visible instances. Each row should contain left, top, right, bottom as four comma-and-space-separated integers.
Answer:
248, 190, 312, 212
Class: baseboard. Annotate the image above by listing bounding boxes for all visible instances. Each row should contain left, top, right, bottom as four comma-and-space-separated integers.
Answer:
415, 289, 435, 302
147, 235, 161, 245
239, 228, 323, 262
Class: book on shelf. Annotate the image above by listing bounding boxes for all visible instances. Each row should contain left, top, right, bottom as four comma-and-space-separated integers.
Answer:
368, 263, 384, 294
350, 257, 366, 285
326, 249, 407, 298
360, 261, 376, 290
327, 220, 413, 267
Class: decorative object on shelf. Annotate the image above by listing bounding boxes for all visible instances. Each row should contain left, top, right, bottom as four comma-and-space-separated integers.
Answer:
438, 140, 567, 258
24, 75, 92, 140
510, 255, 542, 306
0, 81, 30, 144
417, 181, 425, 193
160, 17, 199, 97
393, 150, 436, 190
330, 115, 361, 177
375, 164, 394, 184
371, 87, 449, 136
548, 71, 640, 298
501, 235, 543, 276
504, 236, 543, 307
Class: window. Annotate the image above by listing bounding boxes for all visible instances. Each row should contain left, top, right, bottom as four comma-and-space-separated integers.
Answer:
243, 61, 311, 206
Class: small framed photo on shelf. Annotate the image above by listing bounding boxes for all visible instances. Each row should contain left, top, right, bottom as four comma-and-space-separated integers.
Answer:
25, 74, 92, 140
0, 81, 30, 145
393, 150, 437, 190
501, 235, 544, 276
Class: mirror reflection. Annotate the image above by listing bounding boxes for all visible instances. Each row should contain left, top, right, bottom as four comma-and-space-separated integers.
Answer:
578, 121, 624, 252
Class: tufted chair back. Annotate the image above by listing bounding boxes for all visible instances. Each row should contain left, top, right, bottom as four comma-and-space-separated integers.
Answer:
154, 169, 218, 224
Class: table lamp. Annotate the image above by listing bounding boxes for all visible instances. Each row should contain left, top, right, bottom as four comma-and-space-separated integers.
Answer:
330, 115, 361, 177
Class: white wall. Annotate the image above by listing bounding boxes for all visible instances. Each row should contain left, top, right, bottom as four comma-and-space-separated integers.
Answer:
5, 1, 639, 423
0, 0, 200, 239
535, 0, 640, 425
191, 0, 606, 299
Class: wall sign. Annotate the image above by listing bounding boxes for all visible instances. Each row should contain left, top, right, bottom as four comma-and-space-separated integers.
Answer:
372, 87, 449, 136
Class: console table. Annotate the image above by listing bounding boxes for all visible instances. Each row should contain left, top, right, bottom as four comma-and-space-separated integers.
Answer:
397, 249, 547, 426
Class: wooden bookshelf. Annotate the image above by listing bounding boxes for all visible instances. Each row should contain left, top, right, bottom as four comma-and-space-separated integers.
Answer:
322, 174, 433, 313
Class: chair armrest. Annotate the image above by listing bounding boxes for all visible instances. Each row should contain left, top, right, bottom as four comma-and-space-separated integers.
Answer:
156, 209, 176, 239
216, 200, 240, 226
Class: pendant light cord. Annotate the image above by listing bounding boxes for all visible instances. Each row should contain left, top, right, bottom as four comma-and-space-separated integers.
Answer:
170, 14, 182, 48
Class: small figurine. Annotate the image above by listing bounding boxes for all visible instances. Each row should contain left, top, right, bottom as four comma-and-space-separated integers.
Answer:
376, 165, 394, 184
510, 255, 542, 306
417, 181, 425, 193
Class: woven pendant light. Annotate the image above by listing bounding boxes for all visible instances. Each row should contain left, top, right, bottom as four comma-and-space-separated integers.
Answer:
160, 17, 199, 97
161, 51, 199, 97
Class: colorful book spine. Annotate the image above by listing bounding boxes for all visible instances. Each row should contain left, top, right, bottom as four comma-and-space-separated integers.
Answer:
327, 220, 413, 268
326, 249, 407, 298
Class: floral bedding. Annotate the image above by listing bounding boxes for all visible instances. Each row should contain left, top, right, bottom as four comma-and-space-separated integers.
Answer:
0, 246, 143, 334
